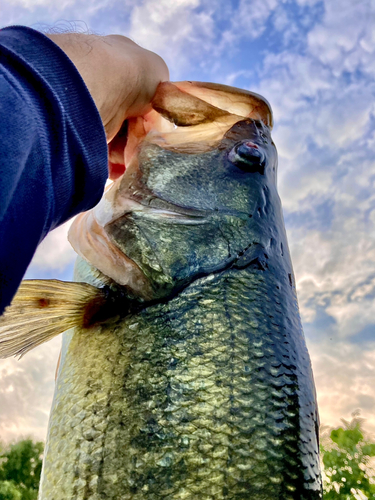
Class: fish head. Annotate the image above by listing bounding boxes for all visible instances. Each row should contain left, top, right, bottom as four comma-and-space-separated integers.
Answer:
69, 82, 282, 302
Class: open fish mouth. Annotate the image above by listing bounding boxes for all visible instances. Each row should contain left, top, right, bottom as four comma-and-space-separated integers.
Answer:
69, 81, 274, 296
109, 81, 273, 176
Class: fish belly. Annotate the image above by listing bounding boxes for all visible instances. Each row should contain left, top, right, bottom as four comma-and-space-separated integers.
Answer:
39, 264, 321, 499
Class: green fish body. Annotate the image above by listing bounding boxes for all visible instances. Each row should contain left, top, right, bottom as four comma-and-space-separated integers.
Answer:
38, 118, 322, 499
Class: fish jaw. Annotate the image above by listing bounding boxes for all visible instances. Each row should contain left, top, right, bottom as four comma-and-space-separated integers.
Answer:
69, 80, 276, 301
171, 80, 274, 128
109, 80, 274, 183
105, 119, 280, 294
68, 207, 153, 300
69, 118, 279, 302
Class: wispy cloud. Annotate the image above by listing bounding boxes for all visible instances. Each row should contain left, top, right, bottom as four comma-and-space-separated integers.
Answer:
310, 340, 375, 433
0, 338, 60, 442
235, 0, 278, 39
4, 0, 75, 9
129, 0, 207, 68
307, 0, 375, 75
28, 220, 76, 272
128, 0, 236, 77
245, 0, 375, 433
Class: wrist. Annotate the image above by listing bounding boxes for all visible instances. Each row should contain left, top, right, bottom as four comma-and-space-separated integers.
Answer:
46, 33, 109, 115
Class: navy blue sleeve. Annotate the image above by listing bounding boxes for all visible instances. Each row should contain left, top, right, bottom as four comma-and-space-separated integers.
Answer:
0, 26, 108, 314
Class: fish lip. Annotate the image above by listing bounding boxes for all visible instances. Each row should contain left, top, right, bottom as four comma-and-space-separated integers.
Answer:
117, 195, 254, 223
107, 198, 212, 225
131, 207, 209, 223
101, 193, 254, 226
137, 197, 210, 219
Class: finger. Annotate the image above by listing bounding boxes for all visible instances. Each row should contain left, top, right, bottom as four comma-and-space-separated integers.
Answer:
107, 120, 128, 179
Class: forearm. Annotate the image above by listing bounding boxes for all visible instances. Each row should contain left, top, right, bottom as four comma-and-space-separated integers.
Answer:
0, 26, 108, 313
0, 25, 168, 313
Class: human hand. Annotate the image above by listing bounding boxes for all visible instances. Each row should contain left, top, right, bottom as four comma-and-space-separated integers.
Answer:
47, 33, 169, 179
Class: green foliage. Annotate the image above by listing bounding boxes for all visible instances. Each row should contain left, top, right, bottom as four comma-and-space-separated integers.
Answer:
321, 412, 375, 499
0, 482, 22, 500
0, 439, 44, 500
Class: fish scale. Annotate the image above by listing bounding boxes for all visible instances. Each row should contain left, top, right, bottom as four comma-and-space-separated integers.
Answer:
39, 259, 320, 499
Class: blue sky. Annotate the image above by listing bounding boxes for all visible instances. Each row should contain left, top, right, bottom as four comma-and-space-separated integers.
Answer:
1, 0, 375, 442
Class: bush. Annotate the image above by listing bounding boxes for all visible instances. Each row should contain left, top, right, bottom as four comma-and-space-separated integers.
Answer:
0, 440, 43, 500
321, 411, 375, 499
0, 481, 22, 500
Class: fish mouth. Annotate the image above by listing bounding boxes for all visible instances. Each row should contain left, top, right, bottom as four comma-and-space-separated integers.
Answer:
94, 175, 213, 228
69, 137, 262, 293
128, 193, 214, 223
69, 81, 274, 295
108, 81, 273, 178
68, 182, 252, 297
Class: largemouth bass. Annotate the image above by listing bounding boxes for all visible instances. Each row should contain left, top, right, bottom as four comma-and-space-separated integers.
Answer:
0, 82, 322, 499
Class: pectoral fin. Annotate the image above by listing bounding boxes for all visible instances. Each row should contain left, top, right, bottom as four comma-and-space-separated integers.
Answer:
0, 280, 102, 359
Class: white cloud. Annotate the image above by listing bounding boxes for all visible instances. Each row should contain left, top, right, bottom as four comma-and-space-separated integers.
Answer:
0, 338, 61, 442
307, 0, 375, 77
309, 341, 375, 433
289, 183, 375, 339
128, 0, 215, 73
29, 220, 76, 271
4, 0, 75, 8
1, 0, 375, 449
273, 125, 308, 161
128, 0, 283, 77
272, 7, 290, 32
239, 7, 375, 437
257, 54, 374, 156
313, 87, 374, 149
235, 0, 278, 38
224, 70, 254, 87
295, 0, 321, 5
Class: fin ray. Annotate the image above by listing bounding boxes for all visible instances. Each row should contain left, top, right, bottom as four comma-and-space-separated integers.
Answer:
0, 280, 100, 359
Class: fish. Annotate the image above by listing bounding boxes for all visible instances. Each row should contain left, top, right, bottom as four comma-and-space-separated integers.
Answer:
0, 81, 322, 499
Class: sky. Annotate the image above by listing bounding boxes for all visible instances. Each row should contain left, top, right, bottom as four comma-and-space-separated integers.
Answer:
1, 0, 375, 443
